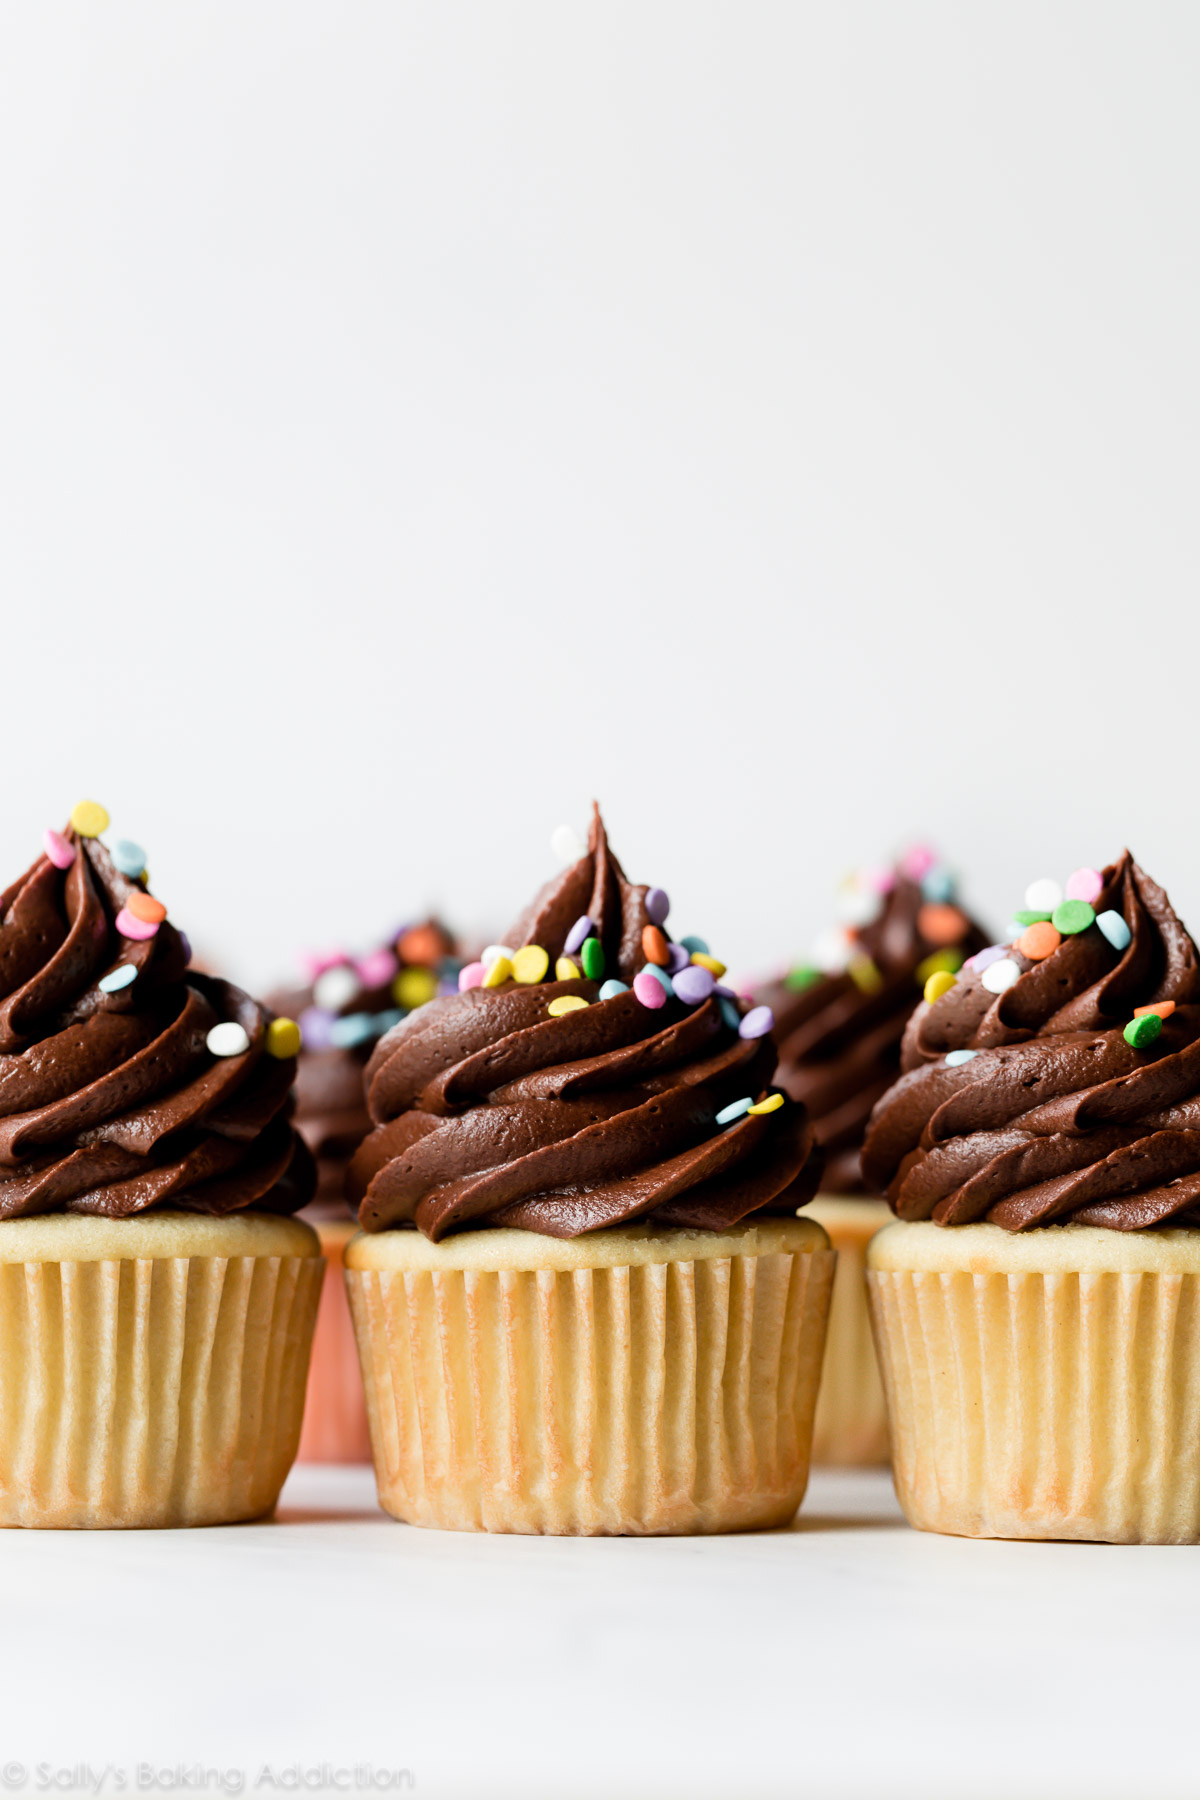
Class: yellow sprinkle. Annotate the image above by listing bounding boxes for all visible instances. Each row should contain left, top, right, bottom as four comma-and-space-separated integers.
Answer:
265, 1017, 302, 1059
70, 800, 109, 838
747, 1093, 784, 1116
512, 944, 550, 985
924, 969, 957, 1005
393, 967, 439, 1009
548, 994, 588, 1017
483, 956, 513, 989
555, 956, 580, 980
848, 953, 883, 994
690, 952, 727, 978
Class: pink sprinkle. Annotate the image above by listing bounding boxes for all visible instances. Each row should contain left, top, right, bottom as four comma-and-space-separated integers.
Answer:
43, 829, 76, 870
357, 948, 398, 989
1066, 867, 1104, 905
302, 949, 347, 979
901, 845, 936, 881
459, 961, 486, 991
633, 970, 667, 1010
863, 864, 895, 895
115, 906, 158, 941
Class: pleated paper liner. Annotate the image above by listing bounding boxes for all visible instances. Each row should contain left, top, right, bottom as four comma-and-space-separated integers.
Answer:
0, 1211, 323, 1529
345, 1215, 834, 1536
297, 1219, 372, 1463
867, 1220, 1200, 1543
804, 1197, 891, 1465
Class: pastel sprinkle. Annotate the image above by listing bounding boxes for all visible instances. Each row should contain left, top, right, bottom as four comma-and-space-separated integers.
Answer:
1096, 910, 1132, 952
357, 948, 399, 989
848, 954, 883, 994
738, 1005, 773, 1040
313, 966, 359, 1012
207, 1021, 250, 1058
680, 936, 710, 956
1017, 921, 1061, 961
981, 957, 1021, 995
690, 952, 727, 978
1066, 867, 1104, 905
924, 969, 957, 1005
1125, 1013, 1163, 1050
481, 944, 514, 968
298, 1007, 335, 1051
715, 1097, 752, 1126
674, 965, 715, 1005
564, 916, 593, 956
329, 1012, 378, 1048
945, 1049, 978, 1066
126, 890, 167, 925
920, 866, 955, 904
551, 825, 586, 866
642, 962, 674, 995
111, 839, 147, 877
581, 937, 606, 980
394, 966, 439, 1009
1013, 910, 1053, 927
1052, 899, 1095, 936
1024, 878, 1063, 914
645, 887, 670, 926
965, 946, 1008, 974
715, 983, 737, 999
784, 965, 820, 992
719, 998, 741, 1031
838, 885, 883, 928
1134, 1000, 1176, 1020
548, 995, 588, 1017
374, 1008, 404, 1033
555, 957, 580, 980
642, 925, 669, 967
458, 961, 486, 991
70, 800, 109, 838
98, 964, 137, 994
598, 979, 628, 1000
747, 1092, 784, 1116
666, 943, 691, 975
633, 970, 667, 1009
115, 906, 158, 941
512, 944, 550, 984
918, 903, 968, 946
43, 829, 76, 870
901, 845, 936, 880
266, 1017, 301, 1058
863, 865, 895, 895
812, 926, 852, 973
483, 956, 513, 988
917, 948, 964, 984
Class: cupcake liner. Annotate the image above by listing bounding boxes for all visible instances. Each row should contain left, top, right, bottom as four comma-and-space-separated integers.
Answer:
346, 1220, 835, 1535
297, 1220, 372, 1464
805, 1197, 891, 1465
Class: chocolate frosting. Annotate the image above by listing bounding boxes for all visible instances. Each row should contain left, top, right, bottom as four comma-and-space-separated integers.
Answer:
349, 807, 821, 1240
862, 852, 1200, 1231
756, 858, 988, 1192
0, 829, 313, 1219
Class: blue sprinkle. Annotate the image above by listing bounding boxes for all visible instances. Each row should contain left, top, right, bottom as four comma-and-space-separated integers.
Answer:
99, 964, 138, 994
719, 997, 740, 1031
1003, 920, 1026, 943
373, 1008, 404, 1033
716, 1096, 753, 1126
643, 963, 674, 996
329, 1012, 380, 1048
680, 935, 710, 956
1096, 909, 1132, 952
945, 1049, 978, 1067
111, 839, 147, 877
599, 979, 628, 1001
921, 866, 955, 903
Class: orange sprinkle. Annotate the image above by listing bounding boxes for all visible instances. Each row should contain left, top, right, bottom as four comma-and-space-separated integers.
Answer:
126, 890, 167, 924
1017, 921, 1061, 962
642, 924, 670, 967
918, 903, 968, 947
397, 923, 445, 966
1134, 1000, 1176, 1020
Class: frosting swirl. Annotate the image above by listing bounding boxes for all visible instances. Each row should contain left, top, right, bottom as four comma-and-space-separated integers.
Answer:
0, 821, 313, 1219
862, 852, 1200, 1230
755, 852, 987, 1191
348, 807, 821, 1240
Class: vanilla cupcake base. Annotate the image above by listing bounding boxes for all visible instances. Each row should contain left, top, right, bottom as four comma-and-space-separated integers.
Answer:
0, 1211, 323, 1529
868, 1221, 1200, 1543
346, 1215, 834, 1536
804, 1197, 891, 1465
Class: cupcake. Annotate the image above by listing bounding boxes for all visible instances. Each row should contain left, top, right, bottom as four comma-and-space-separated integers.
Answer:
344, 806, 834, 1535
270, 920, 462, 1464
0, 802, 322, 1528
755, 849, 987, 1463
863, 851, 1200, 1542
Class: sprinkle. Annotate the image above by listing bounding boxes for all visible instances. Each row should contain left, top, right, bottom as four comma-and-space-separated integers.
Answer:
581, 937, 606, 980
1134, 1000, 1176, 1020
598, 979, 629, 1000
313, 965, 359, 1012
715, 983, 737, 999
674, 965, 715, 1005
357, 948, 399, 989
483, 956, 513, 988
719, 998, 741, 1031
901, 845, 936, 880
481, 944, 515, 968
207, 1021, 250, 1058
548, 995, 588, 1017
633, 970, 667, 1009
863, 865, 895, 895
393, 967, 439, 1009
111, 839, 147, 877
1013, 910, 1053, 927
302, 949, 345, 979
924, 970, 957, 1005
680, 935, 710, 956
981, 957, 1021, 995
1024, 878, 1063, 913
918, 903, 968, 946
98, 964, 137, 994
374, 1009, 404, 1033
1125, 1013, 1163, 1050
126, 890, 167, 925
551, 825, 586, 866
115, 906, 158, 941
920, 866, 955, 904
512, 945, 550, 985
266, 1017, 301, 1058
784, 965, 821, 992
811, 926, 852, 973
1017, 921, 1061, 961
298, 1007, 335, 1050
738, 1005, 773, 1040
642, 925, 669, 967
645, 887, 670, 926
70, 800, 109, 838
397, 924, 445, 966
917, 948, 964, 984
747, 1093, 784, 1116
715, 1097, 752, 1125
458, 961, 486, 991
837, 886, 883, 928
1096, 910, 1132, 952
1052, 899, 1095, 936
564, 916, 593, 956
43, 829, 76, 870
1066, 867, 1104, 905
642, 962, 674, 995
965, 945, 1008, 974
848, 954, 883, 994
555, 957, 580, 980
329, 1012, 379, 1048
945, 1049, 978, 1066
690, 952, 727, 978
667, 943, 691, 975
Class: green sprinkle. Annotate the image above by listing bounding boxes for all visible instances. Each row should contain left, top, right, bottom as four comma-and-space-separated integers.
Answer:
581, 936, 606, 980
784, 965, 821, 992
917, 948, 964, 985
1124, 1013, 1163, 1050
1053, 899, 1095, 936
1013, 909, 1053, 927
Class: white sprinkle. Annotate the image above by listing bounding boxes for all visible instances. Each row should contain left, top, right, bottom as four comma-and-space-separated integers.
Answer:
313, 965, 359, 1012
981, 957, 1021, 995
481, 943, 515, 969
946, 1048, 978, 1066
207, 1021, 250, 1058
551, 824, 587, 866
836, 885, 883, 928
1024, 878, 1063, 913
811, 926, 852, 974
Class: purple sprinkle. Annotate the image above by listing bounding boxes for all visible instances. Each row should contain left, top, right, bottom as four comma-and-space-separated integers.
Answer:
965, 945, 1008, 973
564, 915, 593, 956
714, 983, 736, 999
299, 1006, 336, 1051
178, 931, 192, 968
666, 942, 690, 975
738, 1004, 774, 1041
645, 887, 670, 926
673, 965, 715, 1005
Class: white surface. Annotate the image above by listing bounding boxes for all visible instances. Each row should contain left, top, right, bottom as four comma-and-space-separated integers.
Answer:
3, 1463, 1200, 1799
0, 5, 1199, 989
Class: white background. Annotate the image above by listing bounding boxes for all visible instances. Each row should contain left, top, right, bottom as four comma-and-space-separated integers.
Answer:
1, 2, 1197, 993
